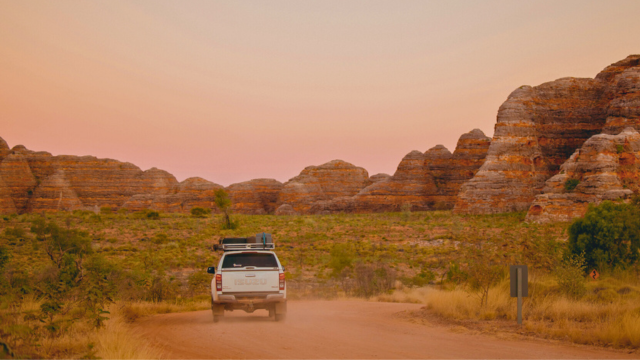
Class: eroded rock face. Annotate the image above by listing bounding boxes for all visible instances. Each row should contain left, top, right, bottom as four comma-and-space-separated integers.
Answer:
26, 170, 82, 212
345, 150, 437, 213
54, 155, 152, 209
0, 176, 17, 214
228, 179, 283, 215
369, 173, 391, 183
526, 127, 640, 223
274, 204, 297, 216
277, 160, 370, 213
172, 177, 224, 212
600, 57, 640, 134
307, 130, 491, 214
440, 129, 492, 208
0, 152, 37, 213
455, 55, 640, 214
0, 137, 10, 162
140, 168, 179, 195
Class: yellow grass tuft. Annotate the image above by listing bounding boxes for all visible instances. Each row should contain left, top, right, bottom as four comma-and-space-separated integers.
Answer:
381, 275, 640, 349
94, 305, 163, 359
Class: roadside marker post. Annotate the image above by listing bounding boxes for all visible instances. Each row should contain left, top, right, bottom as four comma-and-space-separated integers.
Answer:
509, 265, 528, 325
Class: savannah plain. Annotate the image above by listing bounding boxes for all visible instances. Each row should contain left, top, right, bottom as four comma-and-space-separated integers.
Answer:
1, 207, 639, 358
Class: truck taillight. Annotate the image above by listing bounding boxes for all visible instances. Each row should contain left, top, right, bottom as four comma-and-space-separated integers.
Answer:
216, 274, 222, 291
279, 272, 285, 290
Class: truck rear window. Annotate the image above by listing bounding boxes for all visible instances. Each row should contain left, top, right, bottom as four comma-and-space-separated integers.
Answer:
222, 253, 278, 268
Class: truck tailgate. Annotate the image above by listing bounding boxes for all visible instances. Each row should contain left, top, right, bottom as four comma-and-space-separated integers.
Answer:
221, 270, 280, 293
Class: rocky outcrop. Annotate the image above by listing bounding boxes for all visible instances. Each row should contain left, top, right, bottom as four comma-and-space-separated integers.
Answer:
140, 168, 179, 195
348, 150, 437, 212
308, 129, 491, 213
170, 177, 224, 211
277, 160, 370, 213
455, 55, 640, 214
26, 170, 82, 212
0, 152, 37, 213
228, 179, 283, 215
122, 177, 224, 212
600, 57, 640, 135
0, 176, 17, 214
526, 127, 640, 223
0, 137, 10, 162
415, 130, 494, 210
274, 204, 297, 216
369, 173, 391, 183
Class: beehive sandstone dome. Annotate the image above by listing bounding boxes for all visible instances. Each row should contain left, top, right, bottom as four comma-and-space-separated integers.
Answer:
455, 55, 640, 215
2, 55, 639, 219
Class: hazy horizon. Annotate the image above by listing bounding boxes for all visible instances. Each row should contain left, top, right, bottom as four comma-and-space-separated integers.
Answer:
2, 0, 639, 186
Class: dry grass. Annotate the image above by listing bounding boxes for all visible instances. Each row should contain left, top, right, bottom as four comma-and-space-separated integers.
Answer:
382, 275, 640, 349
117, 299, 210, 323
0, 297, 208, 359
94, 305, 164, 359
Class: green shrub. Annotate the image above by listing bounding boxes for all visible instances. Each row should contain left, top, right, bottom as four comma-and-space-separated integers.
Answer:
568, 201, 640, 270
190, 207, 210, 218
400, 270, 435, 287
151, 233, 171, 244
0, 246, 10, 272
554, 253, 587, 299
100, 207, 113, 215
146, 211, 160, 220
564, 178, 580, 192
616, 144, 624, 154
328, 243, 355, 278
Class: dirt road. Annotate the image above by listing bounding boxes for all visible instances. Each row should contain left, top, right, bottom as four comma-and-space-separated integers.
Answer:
135, 300, 635, 359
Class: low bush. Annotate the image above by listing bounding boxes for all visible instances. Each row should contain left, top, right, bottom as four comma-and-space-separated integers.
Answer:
190, 207, 211, 218
554, 253, 587, 299
564, 178, 580, 192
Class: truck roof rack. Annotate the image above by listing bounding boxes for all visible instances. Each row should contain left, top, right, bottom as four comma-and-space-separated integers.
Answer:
213, 232, 275, 251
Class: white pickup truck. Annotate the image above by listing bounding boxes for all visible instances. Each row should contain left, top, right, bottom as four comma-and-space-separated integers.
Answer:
207, 233, 287, 323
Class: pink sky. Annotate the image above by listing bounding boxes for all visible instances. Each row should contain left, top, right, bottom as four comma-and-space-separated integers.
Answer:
1, 0, 639, 186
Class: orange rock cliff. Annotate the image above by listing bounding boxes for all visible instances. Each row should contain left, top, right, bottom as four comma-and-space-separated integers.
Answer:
2, 55, 638, 220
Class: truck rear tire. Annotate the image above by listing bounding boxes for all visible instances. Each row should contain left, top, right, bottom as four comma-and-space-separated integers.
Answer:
211, 298, 224, 323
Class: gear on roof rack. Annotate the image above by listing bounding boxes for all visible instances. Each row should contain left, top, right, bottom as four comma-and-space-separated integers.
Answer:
213, 232, 274, 251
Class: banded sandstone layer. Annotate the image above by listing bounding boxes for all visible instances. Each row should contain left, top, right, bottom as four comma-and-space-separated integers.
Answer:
526, 127, 640, 223
455, 55, 640, 214
299, 129, 490, 214
0, 128, 489, 216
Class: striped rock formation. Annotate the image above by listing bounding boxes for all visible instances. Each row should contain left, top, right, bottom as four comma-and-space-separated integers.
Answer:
308, 129, 491, 213
26, 169, 83, 212
455, 55, 640, 214
0, 138, 183, 214
277, 160, 371, 213
228, 179, 283, 215
526, 127, 640, 223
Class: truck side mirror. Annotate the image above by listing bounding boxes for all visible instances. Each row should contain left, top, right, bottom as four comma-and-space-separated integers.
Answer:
282, 266, 285, 272
207, 267, 216, 274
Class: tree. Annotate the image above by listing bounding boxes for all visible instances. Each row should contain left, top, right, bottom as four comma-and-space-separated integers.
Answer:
214, 189, 235, 229
568, 201, 640, 270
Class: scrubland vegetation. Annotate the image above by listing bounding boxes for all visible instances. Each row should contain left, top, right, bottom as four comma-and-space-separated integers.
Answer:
0, 201, 639, 357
